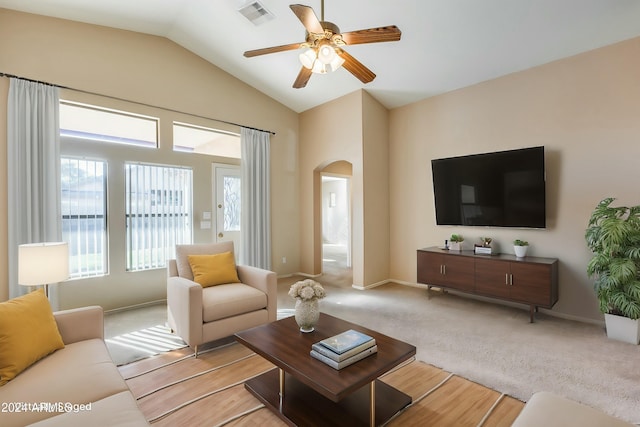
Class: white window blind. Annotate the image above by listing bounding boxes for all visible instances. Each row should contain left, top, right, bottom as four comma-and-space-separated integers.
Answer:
61, 157, 108, 278
125, 163, 193, 271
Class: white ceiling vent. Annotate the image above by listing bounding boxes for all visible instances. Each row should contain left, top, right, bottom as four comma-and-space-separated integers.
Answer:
238, 1, 275, 26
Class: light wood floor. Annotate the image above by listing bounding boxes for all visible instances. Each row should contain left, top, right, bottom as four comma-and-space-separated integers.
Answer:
120, 342, 524, 426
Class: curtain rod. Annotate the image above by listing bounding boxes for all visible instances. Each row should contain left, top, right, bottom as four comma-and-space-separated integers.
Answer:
0, 72, 276, 136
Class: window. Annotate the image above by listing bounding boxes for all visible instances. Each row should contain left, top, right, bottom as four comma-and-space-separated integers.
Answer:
61, 158, 108, 278
60, 101, 158, 148
173, 122, 240, 158
125, 163, 193, 271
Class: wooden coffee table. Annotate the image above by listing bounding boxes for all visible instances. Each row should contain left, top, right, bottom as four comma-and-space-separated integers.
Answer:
235, 313, 416, 427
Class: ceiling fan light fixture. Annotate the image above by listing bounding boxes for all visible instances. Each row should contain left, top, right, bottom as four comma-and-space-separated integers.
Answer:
317, 42, 336, 65
299, 48, 316, 69
329, 54, 345, 72
311, 59, 327, 74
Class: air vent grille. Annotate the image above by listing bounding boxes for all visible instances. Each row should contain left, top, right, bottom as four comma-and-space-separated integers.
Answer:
238, 1, 275, 26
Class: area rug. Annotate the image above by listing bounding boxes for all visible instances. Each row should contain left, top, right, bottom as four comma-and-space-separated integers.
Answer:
119, 342, 524, 426
106, 324, 187, 366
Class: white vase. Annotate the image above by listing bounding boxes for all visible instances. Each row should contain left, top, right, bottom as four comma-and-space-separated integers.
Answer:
449, 242, 462, 251
605, 313, 640, 345
295, 299, 320, 333
514, 245, 528, 258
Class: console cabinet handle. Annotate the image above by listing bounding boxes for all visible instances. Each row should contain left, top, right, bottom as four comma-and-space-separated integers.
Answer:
505, 273, 509, 285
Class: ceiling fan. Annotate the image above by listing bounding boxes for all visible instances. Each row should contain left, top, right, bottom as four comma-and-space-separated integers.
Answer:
243, 1, 401, 88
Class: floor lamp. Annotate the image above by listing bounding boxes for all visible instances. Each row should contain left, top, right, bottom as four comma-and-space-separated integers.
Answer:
18, 242, 69, 298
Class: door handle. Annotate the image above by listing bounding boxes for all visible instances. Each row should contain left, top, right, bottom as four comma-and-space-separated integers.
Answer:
218, 232, 224, 238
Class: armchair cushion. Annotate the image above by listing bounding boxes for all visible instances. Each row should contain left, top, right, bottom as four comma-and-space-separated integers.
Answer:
0, 289, 64, 386
175, 241, 234, 281
188, 252, 240, 288
202, 283, 268, 322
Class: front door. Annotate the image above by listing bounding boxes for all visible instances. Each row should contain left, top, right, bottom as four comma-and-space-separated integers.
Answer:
214, 164, 241, 258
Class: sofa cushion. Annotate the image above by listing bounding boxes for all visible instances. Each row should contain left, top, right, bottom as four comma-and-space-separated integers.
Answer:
28, 391, 149, 427
188, 251, 240, 288
0, 289, 64, 386
175, 241, 234, 281
0, 339, 129, 427
202, 283, 268, 322
512, 391, 634, 427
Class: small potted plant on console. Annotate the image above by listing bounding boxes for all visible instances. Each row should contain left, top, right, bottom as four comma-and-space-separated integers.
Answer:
513, 239, 529, 258
449, 234, 464, 251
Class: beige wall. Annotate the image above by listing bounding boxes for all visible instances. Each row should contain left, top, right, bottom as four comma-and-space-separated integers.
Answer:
389, 37, 640, 322
0, 9, 300, 310
299, 91, 364, 282
362, 92, 390, 285
299, 91, 391, 288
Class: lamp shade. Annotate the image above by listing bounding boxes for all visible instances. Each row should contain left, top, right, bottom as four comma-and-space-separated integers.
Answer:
18, 242, 69, 286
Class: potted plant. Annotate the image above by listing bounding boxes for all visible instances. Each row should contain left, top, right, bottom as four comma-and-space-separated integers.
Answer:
513, 239, 529, 258
449, 234, 464, 251
585, 197, 640, 344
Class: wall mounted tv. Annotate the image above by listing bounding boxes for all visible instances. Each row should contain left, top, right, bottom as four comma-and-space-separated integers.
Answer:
431, 146, 546, 228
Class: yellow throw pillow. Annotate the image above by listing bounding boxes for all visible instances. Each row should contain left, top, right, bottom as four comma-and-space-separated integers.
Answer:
0, 289, 65, 386
188, 252, 240, 288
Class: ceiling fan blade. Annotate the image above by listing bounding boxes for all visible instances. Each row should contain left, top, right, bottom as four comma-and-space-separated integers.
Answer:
293, 67, 313, 89
244, 42, 304, 58
337, 49, 376, 84
340, 25, 402, 45
290, 4, 324, 34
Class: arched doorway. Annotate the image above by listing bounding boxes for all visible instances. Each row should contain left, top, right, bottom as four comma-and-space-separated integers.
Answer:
317, 161, 352, 286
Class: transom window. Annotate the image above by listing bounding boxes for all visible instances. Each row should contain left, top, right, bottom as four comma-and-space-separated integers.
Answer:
173, 122, 240, 158
60, 101, 158, 148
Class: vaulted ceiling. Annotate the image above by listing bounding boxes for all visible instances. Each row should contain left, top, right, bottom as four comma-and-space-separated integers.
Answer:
1, 0, 640, 112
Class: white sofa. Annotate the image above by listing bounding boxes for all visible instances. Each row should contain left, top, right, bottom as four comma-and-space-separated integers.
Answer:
512, 391, 634, 427
0, 306, 148, 427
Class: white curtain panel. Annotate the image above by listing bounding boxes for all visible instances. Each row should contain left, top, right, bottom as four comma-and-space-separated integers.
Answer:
240, 127, 271, 270
7, 78, 61, 300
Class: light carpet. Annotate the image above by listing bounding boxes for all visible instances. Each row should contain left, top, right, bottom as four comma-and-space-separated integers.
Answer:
276, 278, 640, 425
106, 324, 187, 366
119, 341, 524, 426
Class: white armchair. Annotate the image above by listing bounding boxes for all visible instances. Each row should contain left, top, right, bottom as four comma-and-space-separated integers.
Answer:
167, 241, 277, 356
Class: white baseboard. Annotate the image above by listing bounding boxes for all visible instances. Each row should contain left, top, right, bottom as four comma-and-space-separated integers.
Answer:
104, 299, 167, 314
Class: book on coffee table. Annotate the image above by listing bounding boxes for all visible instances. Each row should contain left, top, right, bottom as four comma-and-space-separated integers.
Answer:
310, 345, 378, 370
311, 339, 376, 362
318, 329, 374, 354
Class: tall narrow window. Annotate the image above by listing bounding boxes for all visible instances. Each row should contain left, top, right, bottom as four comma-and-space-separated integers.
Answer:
125, 163, 193, 271
61, 158, 108, 278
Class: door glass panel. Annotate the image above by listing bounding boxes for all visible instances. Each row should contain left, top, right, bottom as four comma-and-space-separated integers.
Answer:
223, 176, 241, 232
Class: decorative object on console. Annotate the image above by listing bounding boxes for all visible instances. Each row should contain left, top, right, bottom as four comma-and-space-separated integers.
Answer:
289, 279, 326, 332
585, 197, 640, 344
18, 242, 69, 298
475, 237, 493, 255
513, 240, 529, 258
449, 234, 464, 251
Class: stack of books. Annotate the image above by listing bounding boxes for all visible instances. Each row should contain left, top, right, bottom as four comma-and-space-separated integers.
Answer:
310, 329, 377, 370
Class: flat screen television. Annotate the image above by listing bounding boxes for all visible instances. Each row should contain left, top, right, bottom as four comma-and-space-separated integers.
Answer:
431, 146, 546, 228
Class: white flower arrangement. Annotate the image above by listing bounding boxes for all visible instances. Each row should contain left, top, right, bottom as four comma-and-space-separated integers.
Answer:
288, 279, 326, 301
